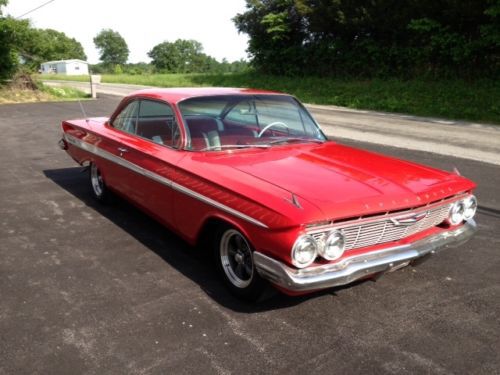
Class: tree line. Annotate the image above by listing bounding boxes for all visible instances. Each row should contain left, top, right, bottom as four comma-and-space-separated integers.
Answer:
91, 30, 248, 74
2, 0, 498, 81
234, 0, 499, 78
0, 0, 247, 81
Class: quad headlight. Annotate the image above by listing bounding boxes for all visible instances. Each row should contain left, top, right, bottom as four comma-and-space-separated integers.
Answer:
291, 235, 318, 268
291, 230, 346, 268
318, 230, 345, 260
462, 195, 477, 220
447, 195, 477, 225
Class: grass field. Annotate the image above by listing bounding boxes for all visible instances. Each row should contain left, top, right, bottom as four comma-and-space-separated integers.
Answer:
40, 73, 500, 124
0, 83, 88, 104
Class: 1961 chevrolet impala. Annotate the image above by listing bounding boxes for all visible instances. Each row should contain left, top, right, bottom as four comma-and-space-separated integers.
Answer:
60, 88, 477, 300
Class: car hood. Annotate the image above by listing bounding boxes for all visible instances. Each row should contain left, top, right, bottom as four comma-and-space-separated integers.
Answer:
230, 142, 474, 221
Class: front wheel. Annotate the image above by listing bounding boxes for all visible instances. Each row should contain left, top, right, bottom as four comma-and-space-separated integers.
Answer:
214, 226, 267, 301
89, 162, 108, 202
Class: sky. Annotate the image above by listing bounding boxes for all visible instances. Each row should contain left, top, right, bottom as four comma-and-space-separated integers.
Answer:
4, 0, 250, 64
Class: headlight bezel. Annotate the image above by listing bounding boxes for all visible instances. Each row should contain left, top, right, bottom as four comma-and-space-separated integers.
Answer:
291, 235, 318, 268
446, 194, 477, 225
462, 195, 477, 220
318, 230, 345, 261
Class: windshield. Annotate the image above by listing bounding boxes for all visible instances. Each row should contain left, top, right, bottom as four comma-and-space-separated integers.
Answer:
178, 95, 326, 151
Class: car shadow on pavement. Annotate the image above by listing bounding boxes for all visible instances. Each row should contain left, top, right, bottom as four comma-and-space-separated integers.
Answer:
43, 167, 358, 312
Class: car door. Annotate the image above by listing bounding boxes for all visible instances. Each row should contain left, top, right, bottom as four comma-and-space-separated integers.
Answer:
106, 98, 185, 229
96, 99, 141, 198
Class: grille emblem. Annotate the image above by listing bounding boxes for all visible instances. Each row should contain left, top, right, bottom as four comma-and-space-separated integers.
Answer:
390, 211, 428, 226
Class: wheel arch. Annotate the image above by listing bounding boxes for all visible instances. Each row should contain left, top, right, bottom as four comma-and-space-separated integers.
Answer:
195, 214, 255, 251
87, 157, 112, 185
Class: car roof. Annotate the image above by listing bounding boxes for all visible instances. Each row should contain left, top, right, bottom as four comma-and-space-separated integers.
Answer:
126, 87, 287, 104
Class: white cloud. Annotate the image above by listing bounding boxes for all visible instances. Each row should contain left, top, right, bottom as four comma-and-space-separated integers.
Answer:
5, 0, 250, 63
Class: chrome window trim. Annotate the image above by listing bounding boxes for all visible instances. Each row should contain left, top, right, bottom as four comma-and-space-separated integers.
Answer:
64, 133, 268, 228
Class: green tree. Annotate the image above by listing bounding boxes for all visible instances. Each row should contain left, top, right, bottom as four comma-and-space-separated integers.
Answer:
148, 39, 215, 73
234, 0, 500, 78
93, 29, 129, 66
0, 0, 31, 80
234, 0, 307, 75
21, 28, 86, 69
1, 0, 87, 79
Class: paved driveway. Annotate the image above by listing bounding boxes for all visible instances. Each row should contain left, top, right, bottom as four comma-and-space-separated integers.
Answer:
1, 96, 499, 374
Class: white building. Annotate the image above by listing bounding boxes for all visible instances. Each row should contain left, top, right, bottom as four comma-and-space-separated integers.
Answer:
40, 59, 89, 75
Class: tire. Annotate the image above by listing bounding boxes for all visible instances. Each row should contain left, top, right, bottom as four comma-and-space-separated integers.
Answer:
214, 225, 267, 301
89, 162, 108, 202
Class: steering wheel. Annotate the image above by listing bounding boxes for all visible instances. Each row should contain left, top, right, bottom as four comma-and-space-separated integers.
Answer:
257, 121, 290, 138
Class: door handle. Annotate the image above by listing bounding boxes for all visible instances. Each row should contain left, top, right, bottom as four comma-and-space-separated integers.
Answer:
117, 147, 128, 156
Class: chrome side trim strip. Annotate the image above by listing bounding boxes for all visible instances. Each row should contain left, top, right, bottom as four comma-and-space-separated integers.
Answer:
65, 134, 173, 188
64, 133, 268, 228
254, 220, 477, 292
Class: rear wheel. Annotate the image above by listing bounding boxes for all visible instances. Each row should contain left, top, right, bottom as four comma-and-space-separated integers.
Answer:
214, 226, 267, 301
89, 162, 108, 202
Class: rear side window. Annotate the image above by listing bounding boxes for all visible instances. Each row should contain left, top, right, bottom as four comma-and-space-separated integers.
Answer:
112, 101, 139, 133
136, 100, 181, 148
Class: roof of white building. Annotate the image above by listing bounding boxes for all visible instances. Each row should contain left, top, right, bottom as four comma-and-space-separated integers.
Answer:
41, 59, 89, 65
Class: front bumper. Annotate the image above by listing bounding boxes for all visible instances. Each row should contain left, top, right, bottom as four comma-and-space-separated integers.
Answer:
254, 220, 477, 293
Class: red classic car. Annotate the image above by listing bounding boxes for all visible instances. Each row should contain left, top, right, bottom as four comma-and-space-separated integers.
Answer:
59, 88, 477, 300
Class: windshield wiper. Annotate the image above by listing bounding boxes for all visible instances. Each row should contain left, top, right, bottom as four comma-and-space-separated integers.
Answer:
265, 137, 326, 145
200, 144, 271, 151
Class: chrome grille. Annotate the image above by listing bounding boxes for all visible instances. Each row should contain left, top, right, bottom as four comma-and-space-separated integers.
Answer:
311, 203, 451, 251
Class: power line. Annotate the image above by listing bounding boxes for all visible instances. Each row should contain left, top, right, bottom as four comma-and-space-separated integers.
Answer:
16, 0, 56, 19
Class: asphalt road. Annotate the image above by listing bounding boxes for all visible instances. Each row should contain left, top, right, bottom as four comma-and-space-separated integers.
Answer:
1, 96, 499, 375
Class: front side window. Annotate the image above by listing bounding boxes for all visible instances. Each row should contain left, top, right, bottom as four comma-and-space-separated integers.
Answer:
136, 100, 181, 148
179, 95, 325, 151
112, 99, 181, 148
